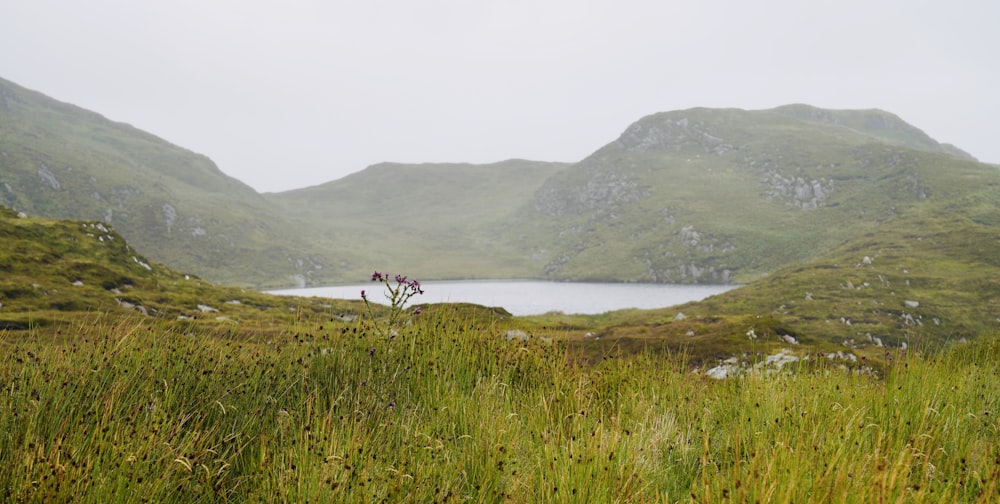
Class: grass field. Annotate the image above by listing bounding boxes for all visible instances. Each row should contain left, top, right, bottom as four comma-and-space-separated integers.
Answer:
2, 305, 997, 502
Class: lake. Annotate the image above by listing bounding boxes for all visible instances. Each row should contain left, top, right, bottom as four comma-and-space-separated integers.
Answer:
269, 280, 736, 316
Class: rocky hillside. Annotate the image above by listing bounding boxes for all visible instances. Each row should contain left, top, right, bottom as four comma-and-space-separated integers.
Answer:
498, 106, 994, 284
0, 76, 355, 287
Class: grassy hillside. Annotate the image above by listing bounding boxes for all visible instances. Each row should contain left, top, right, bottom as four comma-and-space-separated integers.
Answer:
0, 77, 359, 288
268, 105, 997, 290
2, 177, 998, 501
266, 159, 567, 280
4, 73, 997, 299
0, 206, 358, 333
501, 107, 998, 284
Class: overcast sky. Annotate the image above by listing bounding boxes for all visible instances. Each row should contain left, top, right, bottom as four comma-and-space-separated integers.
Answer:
2, 1, 997, 192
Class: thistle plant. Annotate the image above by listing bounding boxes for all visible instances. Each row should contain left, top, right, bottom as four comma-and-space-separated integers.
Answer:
361, 271, 424, 337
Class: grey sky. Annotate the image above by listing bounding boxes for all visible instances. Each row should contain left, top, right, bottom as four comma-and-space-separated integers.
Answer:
2, 0, 997, 192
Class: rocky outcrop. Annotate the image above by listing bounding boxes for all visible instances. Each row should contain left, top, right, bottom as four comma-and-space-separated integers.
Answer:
533, 167, 645, 217
37, 163, 61, 190
615, 114, 736, 155
760, 170, 833, 209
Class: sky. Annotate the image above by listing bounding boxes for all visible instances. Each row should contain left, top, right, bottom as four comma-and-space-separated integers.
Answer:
2, 0, 997, 193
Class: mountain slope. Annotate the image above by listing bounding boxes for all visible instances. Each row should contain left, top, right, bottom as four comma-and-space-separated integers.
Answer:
0, 205, 354, 330
266, 159, 568, 280
0, 76, 354, 287
500, 106, 997, 284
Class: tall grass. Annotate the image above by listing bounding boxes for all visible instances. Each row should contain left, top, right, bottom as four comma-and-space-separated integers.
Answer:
1, 310, 997, 502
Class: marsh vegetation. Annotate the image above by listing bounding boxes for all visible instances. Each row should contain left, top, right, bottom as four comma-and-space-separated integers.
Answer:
2, 306, 997, 502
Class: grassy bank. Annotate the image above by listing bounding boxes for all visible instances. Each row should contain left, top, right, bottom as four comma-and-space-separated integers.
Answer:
2, 307, 998, 502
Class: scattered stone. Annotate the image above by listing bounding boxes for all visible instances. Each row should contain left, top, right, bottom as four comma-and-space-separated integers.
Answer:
198, 304, 219, 313
804, 292, 813, 301
505, 329, 529, 342
825, 351, 858, 362
761, 349, 799, 370
904, 300, 919, 308
901, 313, 921, 326
685, 330, 695, 336
71, 280, 84, 286
674, 312, 687, 321
781, 334, 799, 345
705, 363, 734, 380
862, 256, 873, 265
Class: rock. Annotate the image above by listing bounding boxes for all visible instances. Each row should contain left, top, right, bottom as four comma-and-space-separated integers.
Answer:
71, 280, 84, 286
37, 162, 61, 190
761, 349, 799, 369
862, 256, 873, 265
705, 364, 733, 380
904, 300, 919, 308
505, 329, 529, 342
674, 312, 687, 321
198, 304, 219, 313
163, 203, 177, 233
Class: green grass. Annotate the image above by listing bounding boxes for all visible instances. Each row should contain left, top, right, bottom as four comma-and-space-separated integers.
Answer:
2, 308, 998, 502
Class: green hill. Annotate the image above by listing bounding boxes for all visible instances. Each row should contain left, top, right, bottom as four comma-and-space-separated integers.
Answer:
0, 76, 358, 288
0, 205, 352, 331
265, 159, 567, 280
497, 106, 997, 284
4, 73, 998, 306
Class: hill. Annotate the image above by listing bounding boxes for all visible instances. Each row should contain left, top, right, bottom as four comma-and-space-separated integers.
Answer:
0, 205, 352, 331
4, 73, 997, 303
0, 76, 355, 287
270, 105, 997, 290
497, 106, 996, 284
265, 159, 567, 279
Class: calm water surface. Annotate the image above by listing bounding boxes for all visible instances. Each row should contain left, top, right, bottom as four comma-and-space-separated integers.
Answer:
269, 280, 736, 316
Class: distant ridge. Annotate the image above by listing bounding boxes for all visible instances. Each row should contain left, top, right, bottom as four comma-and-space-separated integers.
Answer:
2, 74, 996, 294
